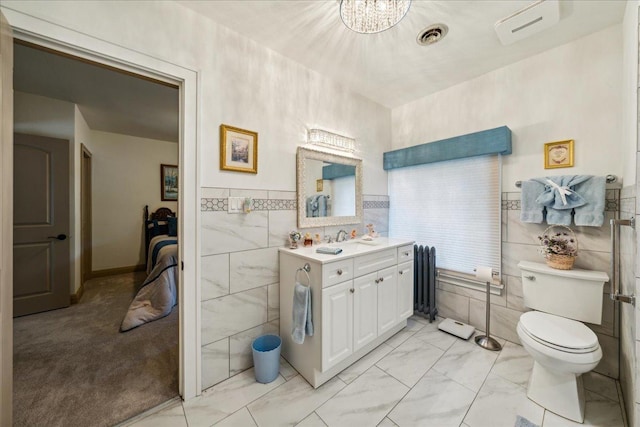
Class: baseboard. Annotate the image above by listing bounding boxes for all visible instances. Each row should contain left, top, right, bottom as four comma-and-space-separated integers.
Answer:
70, 282, 85, 305
90, 264, 146, 279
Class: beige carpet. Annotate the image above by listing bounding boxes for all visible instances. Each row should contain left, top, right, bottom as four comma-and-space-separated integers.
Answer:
13, 272, 179, 427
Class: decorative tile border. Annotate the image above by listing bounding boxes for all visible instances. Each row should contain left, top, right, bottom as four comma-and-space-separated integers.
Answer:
502, 200, 520, 210
364, 200, 390, 209
252, 199, 296, 211
204, 196, 619, 212
201, 197, 390, 212
201, 198, 296, 212
501, 197, 618, 212
202, 198, 228, 211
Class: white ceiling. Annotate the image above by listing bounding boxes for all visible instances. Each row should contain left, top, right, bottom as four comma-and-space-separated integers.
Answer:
12, 1, 626, 140
14, 43, 179, 142
179, 0, 626, 108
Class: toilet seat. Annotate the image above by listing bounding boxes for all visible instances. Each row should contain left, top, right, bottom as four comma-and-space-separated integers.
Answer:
519, 311, 598, 354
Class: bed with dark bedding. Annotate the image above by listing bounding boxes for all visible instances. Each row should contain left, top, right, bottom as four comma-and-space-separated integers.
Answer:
120, 206, 178, 332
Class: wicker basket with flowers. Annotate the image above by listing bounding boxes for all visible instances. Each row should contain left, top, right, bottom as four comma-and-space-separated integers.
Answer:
537, 225, 578, 270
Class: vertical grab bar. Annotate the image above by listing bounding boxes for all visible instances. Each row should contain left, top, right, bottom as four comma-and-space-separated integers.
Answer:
610, 218, 636, 305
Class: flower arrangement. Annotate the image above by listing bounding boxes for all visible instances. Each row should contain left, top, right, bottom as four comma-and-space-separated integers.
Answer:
538, 225, 577, 270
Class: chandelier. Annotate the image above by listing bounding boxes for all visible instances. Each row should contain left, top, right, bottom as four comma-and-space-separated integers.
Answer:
340, 0, 411, 34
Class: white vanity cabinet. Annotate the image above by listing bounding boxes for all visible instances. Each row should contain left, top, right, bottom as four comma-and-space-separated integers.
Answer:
279, 238, 414, 388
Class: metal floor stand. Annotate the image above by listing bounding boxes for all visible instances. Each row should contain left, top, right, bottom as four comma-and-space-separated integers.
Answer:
475, 279, 502, 351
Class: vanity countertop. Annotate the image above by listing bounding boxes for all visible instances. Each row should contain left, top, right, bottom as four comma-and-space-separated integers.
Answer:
279, 237, 414, 264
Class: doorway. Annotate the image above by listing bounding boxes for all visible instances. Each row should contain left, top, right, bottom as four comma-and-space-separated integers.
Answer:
1, 11, 200, 423
80, 144, 91, 288
8, 37, 190, 426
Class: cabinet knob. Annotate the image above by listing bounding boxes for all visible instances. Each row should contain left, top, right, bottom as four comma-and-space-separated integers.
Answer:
350, 288, 354, 293
337, 269, 343, 276
374, 279, 379, 284
379, 277, 384, 282
399, 270, 404, 275
404, 251, 409, 256
524, 275, 536, 281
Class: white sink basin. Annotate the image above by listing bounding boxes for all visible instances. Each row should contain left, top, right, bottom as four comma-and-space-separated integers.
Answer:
344, 238, 380, 246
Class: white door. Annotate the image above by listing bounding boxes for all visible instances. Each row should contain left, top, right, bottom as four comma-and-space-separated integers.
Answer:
13, 133, 70, 317
377, 266, 398, 335
0, 10, 13, 425
353, 273, 377, 351
322, 280, 353, 370
397, 262, 414, 320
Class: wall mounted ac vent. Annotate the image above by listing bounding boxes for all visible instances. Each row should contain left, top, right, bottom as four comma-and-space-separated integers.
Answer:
495, 0, 560, 45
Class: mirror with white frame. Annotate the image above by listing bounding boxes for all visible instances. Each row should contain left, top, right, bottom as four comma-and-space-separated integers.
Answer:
296, 147, 363, 228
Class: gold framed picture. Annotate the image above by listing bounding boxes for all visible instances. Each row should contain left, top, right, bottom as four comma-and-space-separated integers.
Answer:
220, 124, 258, 174
544, 139, 574, 169
316, 179, 323, 192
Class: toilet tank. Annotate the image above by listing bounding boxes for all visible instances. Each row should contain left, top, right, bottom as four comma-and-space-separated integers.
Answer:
518, 261, 609, 324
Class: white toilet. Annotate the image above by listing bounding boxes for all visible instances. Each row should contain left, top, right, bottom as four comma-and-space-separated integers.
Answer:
517, 261, 609, 423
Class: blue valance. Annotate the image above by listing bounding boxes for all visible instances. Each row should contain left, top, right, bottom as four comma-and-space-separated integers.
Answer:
322, 163, 356, 180
383, 126, 512, 170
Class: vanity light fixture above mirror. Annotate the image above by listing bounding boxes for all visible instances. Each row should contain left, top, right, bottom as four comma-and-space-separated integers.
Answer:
307, 129, 355, 153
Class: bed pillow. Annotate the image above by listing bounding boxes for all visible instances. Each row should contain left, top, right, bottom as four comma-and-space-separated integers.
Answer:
168, 216, 177, 237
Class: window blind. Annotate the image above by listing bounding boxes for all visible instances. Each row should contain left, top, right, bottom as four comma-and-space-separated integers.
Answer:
388, 155, 501, 276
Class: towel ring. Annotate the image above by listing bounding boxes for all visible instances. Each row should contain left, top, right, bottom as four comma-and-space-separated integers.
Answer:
295, 263, 311, 287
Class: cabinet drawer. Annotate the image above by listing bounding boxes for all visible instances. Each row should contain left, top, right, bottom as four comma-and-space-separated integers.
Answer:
397, 245, 414, 263
322, 259, 354, 288
353, 249, 397, 278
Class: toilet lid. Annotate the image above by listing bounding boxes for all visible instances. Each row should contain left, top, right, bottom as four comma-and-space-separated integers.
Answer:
520, 311, 599, 352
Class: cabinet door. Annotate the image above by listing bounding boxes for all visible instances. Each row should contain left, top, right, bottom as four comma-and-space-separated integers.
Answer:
377, 266, 398, 335
397, 261, 414, 320
322, 280, 354, 370
353, 273, 377, 352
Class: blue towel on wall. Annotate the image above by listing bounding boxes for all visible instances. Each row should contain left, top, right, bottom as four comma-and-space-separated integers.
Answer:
520, 180, 545, 223
318, 195, 328, 217
291, 283, 313, 344
573, 176, 606, 226
520, 175, 606, 227
306, 196, 318, 218
533, 175, 591, 226
532, 175, 590, 209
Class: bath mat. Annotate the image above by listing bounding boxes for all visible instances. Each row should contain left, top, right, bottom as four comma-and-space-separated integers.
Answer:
514, 415, 539, 427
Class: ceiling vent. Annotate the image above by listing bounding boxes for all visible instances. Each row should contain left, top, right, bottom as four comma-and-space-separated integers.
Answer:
495, 0, 560, 46
417, 24, 449, 46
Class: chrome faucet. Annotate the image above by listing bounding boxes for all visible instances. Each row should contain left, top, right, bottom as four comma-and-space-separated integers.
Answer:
336, 229, 348, 242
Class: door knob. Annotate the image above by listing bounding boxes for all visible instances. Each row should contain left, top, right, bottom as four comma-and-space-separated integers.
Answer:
48, 234, 67, 241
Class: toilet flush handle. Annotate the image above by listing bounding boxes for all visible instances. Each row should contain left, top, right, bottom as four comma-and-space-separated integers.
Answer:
524, 275, 535, 281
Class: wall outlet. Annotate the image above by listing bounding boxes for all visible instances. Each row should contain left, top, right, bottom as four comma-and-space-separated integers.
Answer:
228, 197, 244, 214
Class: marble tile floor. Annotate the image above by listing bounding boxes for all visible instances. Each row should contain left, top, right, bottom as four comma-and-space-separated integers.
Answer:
123, 316, 626, 427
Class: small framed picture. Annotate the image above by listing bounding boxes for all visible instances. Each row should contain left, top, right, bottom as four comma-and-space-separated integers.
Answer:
220, 124, 258, 174
544, 139, 574, 169
316, 179, 323, 192
161, 164, 178, 201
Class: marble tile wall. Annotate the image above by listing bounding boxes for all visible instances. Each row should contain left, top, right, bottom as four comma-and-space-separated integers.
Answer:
200, 187, 390, 390
436, 190, 621, 379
